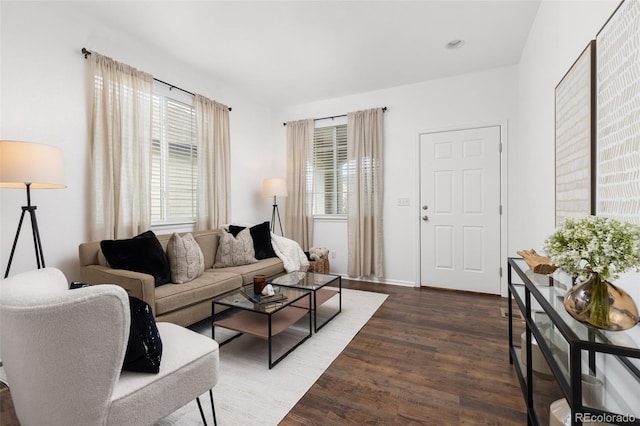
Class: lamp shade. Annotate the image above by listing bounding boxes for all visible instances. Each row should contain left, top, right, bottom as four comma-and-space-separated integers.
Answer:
0, 141, 66, 189
263, 178, 287, 198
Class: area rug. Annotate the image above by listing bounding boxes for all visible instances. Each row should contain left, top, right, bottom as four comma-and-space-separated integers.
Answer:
156, 288, 387, 426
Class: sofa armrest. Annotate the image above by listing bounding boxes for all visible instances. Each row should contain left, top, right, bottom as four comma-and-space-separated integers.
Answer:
80, 265, 156, 313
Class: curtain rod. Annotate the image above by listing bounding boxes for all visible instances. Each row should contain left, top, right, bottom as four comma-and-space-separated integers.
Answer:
282, 107, 386, 126
81, 48, 232, 111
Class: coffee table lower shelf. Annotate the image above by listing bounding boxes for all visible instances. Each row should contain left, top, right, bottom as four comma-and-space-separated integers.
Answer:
213, 305, 311, 369
214, 306, 308, 338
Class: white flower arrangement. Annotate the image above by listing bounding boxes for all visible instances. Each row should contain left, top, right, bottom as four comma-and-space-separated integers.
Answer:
543, 216, 640, 282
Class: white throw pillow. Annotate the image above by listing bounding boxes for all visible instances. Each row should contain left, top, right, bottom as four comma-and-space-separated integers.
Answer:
214, 228, 258, 267
166, 233, 205, 284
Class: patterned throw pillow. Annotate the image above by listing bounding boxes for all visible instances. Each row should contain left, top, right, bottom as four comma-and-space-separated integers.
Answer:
166, 233, 205, 284
214, 228, 258, 267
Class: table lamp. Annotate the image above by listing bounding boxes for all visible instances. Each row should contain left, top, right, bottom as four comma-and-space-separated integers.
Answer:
0, 141, 66, 277
262, 178, 287, 236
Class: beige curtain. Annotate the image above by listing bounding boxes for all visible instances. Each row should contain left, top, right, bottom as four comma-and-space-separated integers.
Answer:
347, 108, 384, 278
285, 119, 314, 250
194, 95, 231, 230
89, 52, 153, 240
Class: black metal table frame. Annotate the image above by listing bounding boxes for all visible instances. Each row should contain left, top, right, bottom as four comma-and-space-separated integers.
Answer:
212, 290, 312, 369
272, 273, 342, 333
507, 257, 640, 426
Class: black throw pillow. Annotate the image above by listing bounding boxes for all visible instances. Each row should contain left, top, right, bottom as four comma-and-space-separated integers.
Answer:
229, 222, 277, 260
250, 221, 278, 259
123, 296, 163, 374
228, 224, 246, 238
69, 285, 163, 374
100, 230, 171, 287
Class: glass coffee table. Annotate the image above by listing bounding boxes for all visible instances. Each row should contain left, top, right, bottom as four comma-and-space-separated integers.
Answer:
212, 286, 311, 369
268, 271, 341, 332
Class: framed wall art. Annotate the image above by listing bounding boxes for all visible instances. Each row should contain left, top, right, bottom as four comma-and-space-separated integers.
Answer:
596, 0, 640, 225
555, 40, 596, 226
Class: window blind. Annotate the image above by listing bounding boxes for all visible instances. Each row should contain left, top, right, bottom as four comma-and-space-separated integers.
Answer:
312, 124, 348, 215
151, 95, 197, 224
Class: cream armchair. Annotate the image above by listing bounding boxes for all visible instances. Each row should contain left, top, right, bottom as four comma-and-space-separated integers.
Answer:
0, 268, 219, 426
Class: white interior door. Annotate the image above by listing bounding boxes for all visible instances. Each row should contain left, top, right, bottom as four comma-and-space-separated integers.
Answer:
419, 126, 501, 294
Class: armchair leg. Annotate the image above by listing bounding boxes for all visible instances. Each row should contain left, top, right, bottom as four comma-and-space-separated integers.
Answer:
210, 389, 217, 426
196, 389, 217, 426
196, 397, 207, 426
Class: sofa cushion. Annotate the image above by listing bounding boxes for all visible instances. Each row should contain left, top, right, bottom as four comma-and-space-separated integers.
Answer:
153, 270, 242, 315
229, 222, 277, 260
221, 257, 285, 285
100, 231, 171, 287
193, 231, 220, 269
166, 233, 205, 284
214, 229, 258, 267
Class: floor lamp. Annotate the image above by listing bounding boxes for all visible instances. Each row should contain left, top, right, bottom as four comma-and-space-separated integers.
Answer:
263, 178, 287, 236
0, 141, 66, 278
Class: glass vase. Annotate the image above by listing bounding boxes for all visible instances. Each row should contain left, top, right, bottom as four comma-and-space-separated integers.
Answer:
563, 272, 639, 331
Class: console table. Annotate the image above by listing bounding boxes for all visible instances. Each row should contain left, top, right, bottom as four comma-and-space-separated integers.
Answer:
507, 257, 640, 425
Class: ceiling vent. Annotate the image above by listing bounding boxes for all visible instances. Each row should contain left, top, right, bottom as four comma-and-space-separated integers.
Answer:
446, 39, 465, 49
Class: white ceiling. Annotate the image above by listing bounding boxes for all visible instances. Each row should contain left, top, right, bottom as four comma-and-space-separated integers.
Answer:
72, 0, 541, 107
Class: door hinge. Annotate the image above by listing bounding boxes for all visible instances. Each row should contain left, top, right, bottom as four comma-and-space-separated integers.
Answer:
500, 266, 503, 278
499, 205, 503, 215
499, 143, 503, 153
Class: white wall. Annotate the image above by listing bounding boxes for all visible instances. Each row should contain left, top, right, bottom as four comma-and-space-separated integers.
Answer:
274, 66, 518, 286
515, 0, 640, 301
274, 0, 635, 292
0, 1, 3, 137
513, 0, 619, 251
522, 3, 640, 412
3, 1, 636, 294
0, 2, 277, 280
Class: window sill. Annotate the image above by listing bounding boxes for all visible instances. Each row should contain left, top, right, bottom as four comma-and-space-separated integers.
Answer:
151, 222, 196, 234
313, 215, 347, 223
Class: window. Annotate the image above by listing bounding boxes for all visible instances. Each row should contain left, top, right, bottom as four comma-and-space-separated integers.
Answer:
151, 90, 197, 225
312, 124, 348, 215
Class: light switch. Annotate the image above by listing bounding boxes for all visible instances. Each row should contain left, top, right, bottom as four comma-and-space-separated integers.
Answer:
397, 197, 410, 207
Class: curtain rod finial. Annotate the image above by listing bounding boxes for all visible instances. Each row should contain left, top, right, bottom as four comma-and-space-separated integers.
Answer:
81, 47, 91, 59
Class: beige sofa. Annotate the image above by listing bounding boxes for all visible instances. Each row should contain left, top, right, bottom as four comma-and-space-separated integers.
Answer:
78, 229, 285, 327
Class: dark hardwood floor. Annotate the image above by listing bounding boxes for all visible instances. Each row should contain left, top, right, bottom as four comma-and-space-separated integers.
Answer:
280, 279, 528, 425
0, 279, 528, 426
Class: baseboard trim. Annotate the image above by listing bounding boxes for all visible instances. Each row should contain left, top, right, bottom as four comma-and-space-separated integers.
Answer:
337, 273, 416, 287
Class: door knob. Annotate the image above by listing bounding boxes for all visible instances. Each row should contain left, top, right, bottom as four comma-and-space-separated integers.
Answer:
422, 205, 428, 210
422, 215, 429, 221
